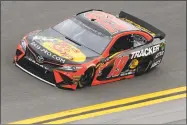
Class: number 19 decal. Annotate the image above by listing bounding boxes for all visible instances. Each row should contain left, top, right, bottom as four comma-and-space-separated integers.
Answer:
107, 56, 129, 78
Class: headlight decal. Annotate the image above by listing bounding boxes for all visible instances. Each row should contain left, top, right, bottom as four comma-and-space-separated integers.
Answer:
20, 38, 27, 51
16, 43, 26, 61
58, 65, 82, 72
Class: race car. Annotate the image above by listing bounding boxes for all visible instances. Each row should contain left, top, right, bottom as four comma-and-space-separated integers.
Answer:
13, 9, 166, 90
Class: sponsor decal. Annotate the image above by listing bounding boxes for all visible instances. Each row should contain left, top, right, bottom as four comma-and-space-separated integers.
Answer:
120, 18, 156, 37
77, 20, 103, 36
130, 59, 139, 69
155, 51, 164, 59
32, 36, 86, 63
27, 57, 49, 70
150, 59, 161, 69
160, 42, 166, 51
30, 41, 66, 63
120, 69, 136, 76
131, 44, 160, 59
33, 36, 57, 42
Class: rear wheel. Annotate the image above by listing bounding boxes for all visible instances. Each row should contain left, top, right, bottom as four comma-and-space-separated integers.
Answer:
78, 67, 95, 88
135, 57, 153, 76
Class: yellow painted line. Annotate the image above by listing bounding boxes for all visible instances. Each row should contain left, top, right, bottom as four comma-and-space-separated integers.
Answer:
9, 86, 186, 124
44, 93, 186, 124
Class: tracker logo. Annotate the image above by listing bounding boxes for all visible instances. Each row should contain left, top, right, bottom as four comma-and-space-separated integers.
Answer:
131, 44, 160, 59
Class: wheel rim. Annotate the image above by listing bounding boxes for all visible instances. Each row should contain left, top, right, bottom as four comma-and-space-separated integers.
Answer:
136, 60, 152, 74
136, 65, 145, 74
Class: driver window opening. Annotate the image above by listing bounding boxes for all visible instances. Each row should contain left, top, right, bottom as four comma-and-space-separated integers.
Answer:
109, 34, 133, 54
132, 34, 148, 48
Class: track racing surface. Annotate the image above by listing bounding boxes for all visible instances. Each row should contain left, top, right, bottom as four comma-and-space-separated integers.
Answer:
1, 1, 186, 124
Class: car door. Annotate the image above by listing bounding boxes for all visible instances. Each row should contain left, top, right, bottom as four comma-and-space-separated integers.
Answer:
96, 34, 134, 80
96, 31, 154, 81
127, 33, 163, 74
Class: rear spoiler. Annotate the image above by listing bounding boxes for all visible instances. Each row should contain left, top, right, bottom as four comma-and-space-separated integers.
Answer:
119, 11, 166, 39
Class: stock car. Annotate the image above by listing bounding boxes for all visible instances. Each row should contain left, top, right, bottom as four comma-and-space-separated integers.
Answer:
13, 9, 166, 90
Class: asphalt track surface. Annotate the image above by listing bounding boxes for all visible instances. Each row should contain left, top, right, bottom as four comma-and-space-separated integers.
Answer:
1, 1, 186, 124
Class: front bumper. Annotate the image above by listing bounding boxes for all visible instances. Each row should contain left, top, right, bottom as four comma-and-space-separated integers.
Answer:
14, 55, 79, 90
15, 62, 56, 87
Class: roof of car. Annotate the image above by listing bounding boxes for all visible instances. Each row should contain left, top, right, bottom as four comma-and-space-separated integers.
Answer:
76, 10, 139, 36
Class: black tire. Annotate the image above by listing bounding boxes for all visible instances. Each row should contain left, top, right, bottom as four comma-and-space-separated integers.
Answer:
135, 58, 153, 76
78, 67, 95, 88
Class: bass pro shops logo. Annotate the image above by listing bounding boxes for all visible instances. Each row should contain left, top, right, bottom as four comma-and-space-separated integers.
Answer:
30, 41, 66, 63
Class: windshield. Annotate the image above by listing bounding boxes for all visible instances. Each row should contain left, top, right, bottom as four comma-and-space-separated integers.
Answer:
53, 18, 111, 54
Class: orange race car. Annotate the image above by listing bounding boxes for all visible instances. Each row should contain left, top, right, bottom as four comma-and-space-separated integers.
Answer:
13, 9, 166, 90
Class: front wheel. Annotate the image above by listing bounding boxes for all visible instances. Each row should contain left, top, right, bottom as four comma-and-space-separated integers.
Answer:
78, 67, 95, 88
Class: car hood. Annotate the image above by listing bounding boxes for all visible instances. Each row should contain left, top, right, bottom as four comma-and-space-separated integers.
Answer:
27, 28, 100, 65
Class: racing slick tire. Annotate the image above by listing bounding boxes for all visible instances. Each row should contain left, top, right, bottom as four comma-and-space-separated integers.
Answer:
135, 56, 153, 76
78, 67, 95, 88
